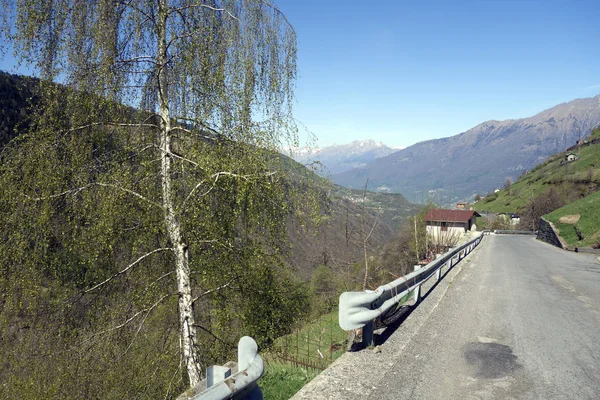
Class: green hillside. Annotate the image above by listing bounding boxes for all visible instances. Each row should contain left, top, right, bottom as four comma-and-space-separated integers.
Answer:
544, 191, 600, 248
474, 131, 600, 214
331, 185, 421, 231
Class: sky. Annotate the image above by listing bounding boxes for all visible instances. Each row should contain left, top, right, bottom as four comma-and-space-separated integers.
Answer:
2, 0, 600, 149
275, 0, 600, 148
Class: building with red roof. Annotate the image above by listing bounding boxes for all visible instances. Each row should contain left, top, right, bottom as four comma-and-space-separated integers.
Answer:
423, 209, 481, 247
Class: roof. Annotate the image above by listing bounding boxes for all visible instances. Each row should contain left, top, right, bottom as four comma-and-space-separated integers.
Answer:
423, 209, 481, 223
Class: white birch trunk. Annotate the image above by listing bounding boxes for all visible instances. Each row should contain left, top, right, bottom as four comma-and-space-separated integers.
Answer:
157, 0, 201, 387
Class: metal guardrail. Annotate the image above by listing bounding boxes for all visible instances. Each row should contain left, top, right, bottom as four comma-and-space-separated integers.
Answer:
178, 336, 264, 400
493, 230, 536, 235
339, 231, 487, 346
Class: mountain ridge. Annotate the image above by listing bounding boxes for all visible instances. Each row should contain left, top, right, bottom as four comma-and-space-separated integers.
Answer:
292, 139, 398, 175
333, 94, 600, 202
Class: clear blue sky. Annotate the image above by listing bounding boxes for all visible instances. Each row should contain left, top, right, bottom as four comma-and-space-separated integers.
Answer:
277, 0, 600, 148
2, 0, 600, 149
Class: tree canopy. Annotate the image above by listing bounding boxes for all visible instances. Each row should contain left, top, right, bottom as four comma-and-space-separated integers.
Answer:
0, 1, 317, 397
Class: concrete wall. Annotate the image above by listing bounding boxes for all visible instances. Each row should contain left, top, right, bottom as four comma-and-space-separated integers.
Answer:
537, 218, 565, 248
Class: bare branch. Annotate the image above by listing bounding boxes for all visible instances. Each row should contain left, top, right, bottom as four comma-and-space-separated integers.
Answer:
153, 142, 200, 167
192, 323, 235, 349
65, 121, 160, 133
365, 210, 381, 242
169, 3, 239, 21
96, 183, 163, 208
143, 270, 175, 293
191, 278, 236, 304
22, 186, 90, 201
166, 2, 239, 48
116, 55, 158, 66
23, 182, 164, 210
82, 292, 175, 345
83, 248, 173, 295
122, 292, 174, 355
181, 171, 276, 211
115, 0, 157, 28
260, 0, 296, 34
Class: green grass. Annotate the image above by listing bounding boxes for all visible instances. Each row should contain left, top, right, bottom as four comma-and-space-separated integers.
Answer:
268, 310, 347, 365
259, 362, 319, 400
544, 190, 600, 248
260, 310, 348, 399
474, 140, 600, 214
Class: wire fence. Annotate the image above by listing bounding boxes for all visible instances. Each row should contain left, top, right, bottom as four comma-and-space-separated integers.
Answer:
265, 310, 348, 374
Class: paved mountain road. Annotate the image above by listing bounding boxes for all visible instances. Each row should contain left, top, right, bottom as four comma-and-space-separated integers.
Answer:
371, 235, 600, 399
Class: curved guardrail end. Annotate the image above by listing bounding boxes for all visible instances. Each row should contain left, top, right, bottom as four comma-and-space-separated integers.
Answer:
179, 336, 264, 400
338, 232, 487, 336
339, 290, 382, 331
238, 336, 259, 371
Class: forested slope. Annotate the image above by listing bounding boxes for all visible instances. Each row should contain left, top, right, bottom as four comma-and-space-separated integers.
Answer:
0, 71, 400, 398
0, 71, 37, 146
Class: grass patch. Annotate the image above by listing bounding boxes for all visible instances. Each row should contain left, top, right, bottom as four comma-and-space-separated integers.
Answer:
268, 309, 348, 363
259, 362, 319, 400
260, 309, 348, 399
545, 191, 600, 247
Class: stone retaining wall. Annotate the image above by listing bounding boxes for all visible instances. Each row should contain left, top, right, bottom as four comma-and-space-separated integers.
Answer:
537, 218, 566, 248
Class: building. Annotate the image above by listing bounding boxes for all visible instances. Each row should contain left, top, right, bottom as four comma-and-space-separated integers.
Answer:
565, 153, 578, 162
423, 209, 481, 246
498, 212, 520, 225
509, 213, 520, 225
456, 202, 467, 210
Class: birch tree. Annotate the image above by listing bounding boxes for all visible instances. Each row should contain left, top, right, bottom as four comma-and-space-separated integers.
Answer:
0, 0, 308, 392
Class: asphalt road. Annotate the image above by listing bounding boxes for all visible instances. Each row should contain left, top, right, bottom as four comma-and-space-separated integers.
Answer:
372, 235, 600, 399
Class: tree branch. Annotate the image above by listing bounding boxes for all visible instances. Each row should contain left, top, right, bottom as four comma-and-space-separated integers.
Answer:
122, 292, 174, 355
65, 121, 160, 133
192, 323, 236, 349
365, 210, 381, 242
260, 0, 296, 34
181, 171, 276, 211
82, 292, 175, 346
152, 142, 200, 168
169, 3, 239, 21
23, 182, 164, 210
83, 247, 173, 295
191, 278, 236, 304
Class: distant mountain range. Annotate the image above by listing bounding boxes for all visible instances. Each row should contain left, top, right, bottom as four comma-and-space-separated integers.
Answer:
333, 95, 600, 202
292, 139, 399, 176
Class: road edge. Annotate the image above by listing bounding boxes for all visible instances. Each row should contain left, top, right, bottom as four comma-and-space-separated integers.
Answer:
290, 237, 486, 400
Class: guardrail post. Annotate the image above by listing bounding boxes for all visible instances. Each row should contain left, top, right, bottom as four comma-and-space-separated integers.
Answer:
177, 336, 264, 400
414, 284, 421, 304
207, 365, 232, 388
337, 232, 486, 353
361, 321, 374, 347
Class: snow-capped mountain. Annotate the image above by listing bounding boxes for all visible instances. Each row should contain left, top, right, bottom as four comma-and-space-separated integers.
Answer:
333, 95, 600, 201
292, 139, 399, 176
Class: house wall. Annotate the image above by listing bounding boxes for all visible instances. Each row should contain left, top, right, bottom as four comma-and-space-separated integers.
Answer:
468, 215, 477, 231
426, 222, 466, 244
